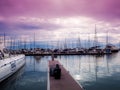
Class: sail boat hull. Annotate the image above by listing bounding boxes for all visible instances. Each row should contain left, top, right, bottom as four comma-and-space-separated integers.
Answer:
0, 55, 25, 83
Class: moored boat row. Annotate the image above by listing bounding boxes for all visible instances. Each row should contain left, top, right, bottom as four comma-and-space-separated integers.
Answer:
9, 44, 119, 56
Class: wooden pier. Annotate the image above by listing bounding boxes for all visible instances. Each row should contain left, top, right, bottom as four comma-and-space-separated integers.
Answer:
48, 60, 83, 90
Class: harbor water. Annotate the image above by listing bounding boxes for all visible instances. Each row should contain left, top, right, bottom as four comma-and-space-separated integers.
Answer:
0, 56, 50, 90
1, 52, 120, 90
56, 52, 120, 90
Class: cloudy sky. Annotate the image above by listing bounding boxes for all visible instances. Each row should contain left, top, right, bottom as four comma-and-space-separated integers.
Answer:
0, 0, 120, 44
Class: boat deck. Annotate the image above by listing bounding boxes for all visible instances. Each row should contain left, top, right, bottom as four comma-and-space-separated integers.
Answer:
48, 60, 83, 90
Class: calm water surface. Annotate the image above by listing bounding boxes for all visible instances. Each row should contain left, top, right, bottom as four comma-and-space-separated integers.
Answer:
1, 53, 120, 90
0, 56, 50, 90
56, 52, 120, 90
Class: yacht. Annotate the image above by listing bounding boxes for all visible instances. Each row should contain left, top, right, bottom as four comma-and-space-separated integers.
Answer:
105, 44, 119, 53
0, 44, 25, 82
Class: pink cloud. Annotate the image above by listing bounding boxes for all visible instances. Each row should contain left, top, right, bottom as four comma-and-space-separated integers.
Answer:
0, 0, 120, 43
0, 0, 120, 21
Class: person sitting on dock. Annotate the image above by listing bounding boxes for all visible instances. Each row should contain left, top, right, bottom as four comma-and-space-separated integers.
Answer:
53, 64, 61, 79
50, 64, 61, 79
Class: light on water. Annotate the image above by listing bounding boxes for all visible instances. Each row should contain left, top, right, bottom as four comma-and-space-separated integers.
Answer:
56, 53, 120, 90
1, 53, 120, 90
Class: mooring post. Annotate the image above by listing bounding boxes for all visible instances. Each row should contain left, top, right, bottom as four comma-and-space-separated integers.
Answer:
51, 52, 54, 61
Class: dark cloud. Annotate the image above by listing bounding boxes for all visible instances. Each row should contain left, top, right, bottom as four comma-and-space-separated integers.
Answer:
16, 23, 42, 30
0, 22, 11, 33
0, 22, 8, 30
0, 20, 62, 34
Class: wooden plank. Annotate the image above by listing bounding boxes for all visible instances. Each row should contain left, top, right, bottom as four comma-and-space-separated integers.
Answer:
49, 60, 83, 90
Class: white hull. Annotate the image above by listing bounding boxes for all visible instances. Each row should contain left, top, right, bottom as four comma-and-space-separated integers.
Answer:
0, 55, 25, 82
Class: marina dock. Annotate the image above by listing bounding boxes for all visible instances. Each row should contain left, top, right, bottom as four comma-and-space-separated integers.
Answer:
48, 60, 83, 90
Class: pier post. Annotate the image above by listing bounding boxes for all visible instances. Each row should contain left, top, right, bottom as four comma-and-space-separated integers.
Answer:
51, 53, 54, 61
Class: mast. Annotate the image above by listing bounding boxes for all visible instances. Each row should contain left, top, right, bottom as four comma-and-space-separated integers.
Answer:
64, 38, 67, 49
3, 33, 6, 48
88, 33, 90, 49
24, 39, 26, 49
19, 37, 22, 50
33, 33, 36, 54
34, 33, 36, 49
72, 40, 74, 49
13, 37, 16, 50
17, 40, 20, 50
106, 31, 109, 45
29, 39, 31, 49
57, 40, 59, 49
94, 24, 98, 47
10, 37, 13, 50
78, 35, 81, 49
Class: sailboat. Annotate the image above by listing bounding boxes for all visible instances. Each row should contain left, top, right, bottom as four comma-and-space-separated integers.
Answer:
105, 44, 119, 53
0, 35, 25, 83
88, 25, 104, 55
104, 31, 119, 53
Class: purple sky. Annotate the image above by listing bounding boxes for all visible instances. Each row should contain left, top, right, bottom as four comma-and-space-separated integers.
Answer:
0, 0, 120, 43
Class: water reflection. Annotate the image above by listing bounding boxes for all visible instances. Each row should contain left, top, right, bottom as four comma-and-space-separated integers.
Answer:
0, 66, 25, 90
0, 56, 49, 90
34, 56, 42, 61
56, 53, 120, 90
1, 53, 120, 90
